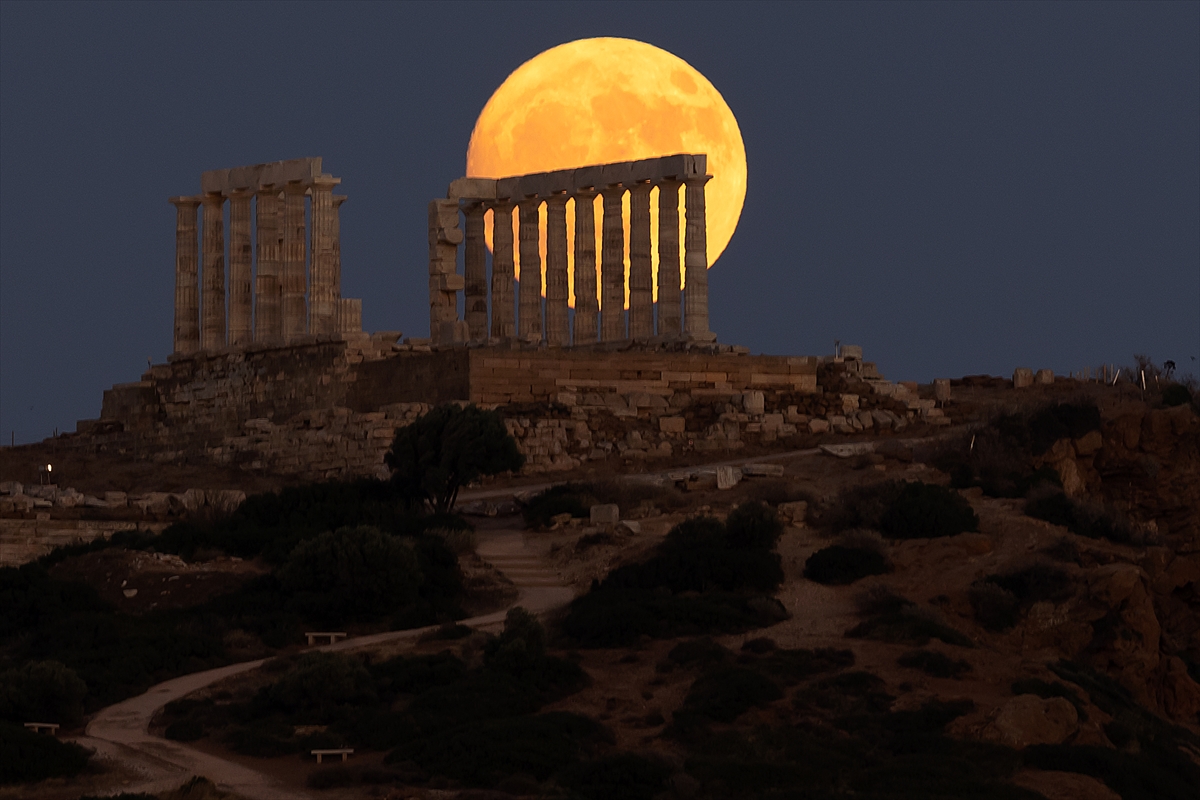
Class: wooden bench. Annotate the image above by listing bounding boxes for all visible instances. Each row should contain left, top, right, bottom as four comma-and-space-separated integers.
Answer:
304, 631, 347, 646
311, 748, 354, 763
24, 722, 59, 735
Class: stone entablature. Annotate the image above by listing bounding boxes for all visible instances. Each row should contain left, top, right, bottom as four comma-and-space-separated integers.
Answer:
429, 154, 714, 346
170, 157, 362, 357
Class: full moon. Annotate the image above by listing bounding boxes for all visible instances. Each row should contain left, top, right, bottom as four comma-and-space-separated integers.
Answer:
466, 37, 747, 308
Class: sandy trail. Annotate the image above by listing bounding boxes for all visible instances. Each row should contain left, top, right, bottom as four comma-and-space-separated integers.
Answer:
79, 529, 572, 799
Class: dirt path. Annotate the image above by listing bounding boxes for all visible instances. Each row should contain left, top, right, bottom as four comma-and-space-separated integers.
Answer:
77, 530, 572, 799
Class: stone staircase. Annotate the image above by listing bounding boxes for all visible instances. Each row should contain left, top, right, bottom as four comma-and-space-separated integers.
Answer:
476, 533, 566, 589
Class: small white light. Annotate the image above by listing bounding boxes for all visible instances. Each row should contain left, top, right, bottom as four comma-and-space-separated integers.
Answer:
46, 464, 52, 472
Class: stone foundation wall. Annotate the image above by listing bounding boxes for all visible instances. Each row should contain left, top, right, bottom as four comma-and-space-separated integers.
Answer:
56, 339, 933, 481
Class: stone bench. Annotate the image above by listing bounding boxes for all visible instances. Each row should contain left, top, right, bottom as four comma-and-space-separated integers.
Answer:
312, 748, 353, 763
305, 632, 348, 646
24, 722, 59, 735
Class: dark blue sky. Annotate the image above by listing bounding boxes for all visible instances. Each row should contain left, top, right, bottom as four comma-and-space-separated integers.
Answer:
2, 1, 1197, 444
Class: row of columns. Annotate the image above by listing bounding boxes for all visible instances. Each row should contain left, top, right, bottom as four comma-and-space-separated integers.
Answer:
170, 178, 349, 355
451, 174, 711, 346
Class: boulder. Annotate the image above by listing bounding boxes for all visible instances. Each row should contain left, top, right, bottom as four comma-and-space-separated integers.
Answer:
590, 504, 620, 525
980, 695, 1078, 747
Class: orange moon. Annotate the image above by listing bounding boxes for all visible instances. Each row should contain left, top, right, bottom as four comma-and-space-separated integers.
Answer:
466, 37, 747, 308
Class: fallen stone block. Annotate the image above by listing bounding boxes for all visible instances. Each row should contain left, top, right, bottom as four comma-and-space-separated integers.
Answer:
590, 504, 620, 525
933, 378, 951, 402
1013, 367, 1034, 388
716, 466, 742, 489
777, 500, 808, 525
742, 463, 784, 477
820, 442, 876, 458
1035, 369, 1054, 385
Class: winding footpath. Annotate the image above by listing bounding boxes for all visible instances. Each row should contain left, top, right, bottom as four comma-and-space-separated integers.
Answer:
76, 529, 572, 799
71, 434, 951, 797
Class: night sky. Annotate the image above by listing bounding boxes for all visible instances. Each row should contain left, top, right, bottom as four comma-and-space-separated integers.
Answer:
1, 1, 1197, 445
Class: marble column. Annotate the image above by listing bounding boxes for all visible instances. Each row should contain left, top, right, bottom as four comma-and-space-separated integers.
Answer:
572, 189, 598, 345
281, 181, 308, 342
600, 185, 626, 341
655, 179, 682, 337
169, 196, 201, 355
684, 175, 712, 338
489, 200, 516, 339
544, 193, 569, 346
200, 192, 227, 350
254, 186, 282, 344
308, 176, 339, 335
627, 181, 653, 339
332, 195, 347, 330
463, 201, 488, 341
517, 198, 543, 341
227, 189, 253, 346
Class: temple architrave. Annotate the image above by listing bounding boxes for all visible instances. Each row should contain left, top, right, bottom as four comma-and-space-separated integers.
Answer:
169, 157, 362, 356
429, 153, 716, 347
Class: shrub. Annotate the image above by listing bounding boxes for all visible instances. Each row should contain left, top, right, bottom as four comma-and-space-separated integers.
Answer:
0, 659, 87, 725
897, 649, 972, 679
307, 765, 354, 789
426, 526, 475, 555
278, 526, 422, 622
262, 652, 376, 721
749, 647, 855, 686
165, 718, 204, 741
0, 721, 90, 784
818, 481, 906, 532
969, 581, 1020, 631
562, 589, 788, 648
879, 482, 979, 540
667, 638, 732, 669
386, 711, 610, 786
1162, 384, 1193, 407
679, 666, 783, 723
559, 753, 672, 800
804, 545, 890, 585
848, 601, 974, 648
724, 502, 784, 550
386, 403, 524, 513
1025, 491, 1137, 544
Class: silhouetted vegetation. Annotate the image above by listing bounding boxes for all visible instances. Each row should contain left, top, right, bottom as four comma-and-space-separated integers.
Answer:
0, 721, 89, 784
898, 649, 972, 679
0, 659, 87, 725
561, 503, 789, 647
1025, 491, 1139, 544
804, 545, 890, 585
970, 563, 1074, 632
880, 481, 980, 539
522, 479, 688, 529
847, 589, 974, 648
1161, 383, 1193, 407
386, 403, 524, 513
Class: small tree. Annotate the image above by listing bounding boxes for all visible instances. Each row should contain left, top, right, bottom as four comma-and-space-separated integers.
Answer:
385, 404, 524, 513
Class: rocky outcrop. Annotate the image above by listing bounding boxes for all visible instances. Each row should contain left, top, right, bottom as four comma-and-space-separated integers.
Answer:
979, 694, 1079, 747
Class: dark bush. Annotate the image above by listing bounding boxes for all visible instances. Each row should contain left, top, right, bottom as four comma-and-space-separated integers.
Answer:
1024, 744, 1198, 800
740, 637, 777, 654
559, 753, 672, 800
879, 482, 979, 540
522, 483, 593, 528
368, 651, 466, 698
667, 638, 732, 669
1162, 384, 1193, 407
898, 649, 972, 679
562, 589, 787, 648
1022, 402, 1102, 455
164, 718, 204, 741
969, 581, 1020, 631
818, 480, 906, 532
261, 652, 376, 721
987, 563, 1074, 606
224, 719, 298, 757
0, 721, 90, 784
386, 403, 524, 513
0, 659, 87, 725
804, 545, 890, 585
848, 601, 974, 648
724, 502, 784, 550
386, 711, 610, 786
679, 666, 783, 723
307, 765, 355, 789
278, 526, 423, 623
748, 647, 855, 686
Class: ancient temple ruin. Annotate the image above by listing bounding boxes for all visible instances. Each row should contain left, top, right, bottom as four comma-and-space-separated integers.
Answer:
168, 157, 362, 355
429, 153, 715, 346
